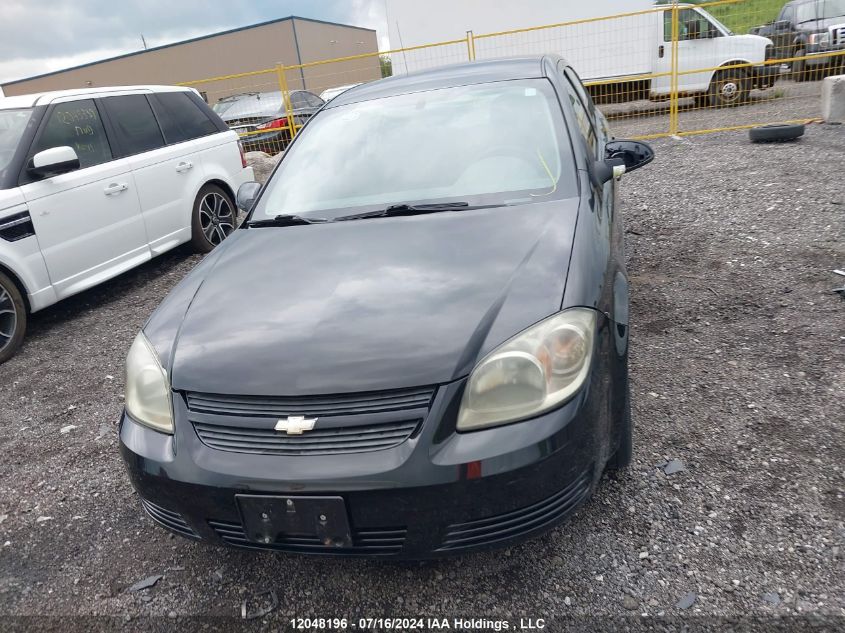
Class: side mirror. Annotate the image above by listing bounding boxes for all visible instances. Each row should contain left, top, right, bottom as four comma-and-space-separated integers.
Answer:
605, 139, 655, 173
28, 146, 79, 178
592, 139, 654, 186
236, 181, 261, 212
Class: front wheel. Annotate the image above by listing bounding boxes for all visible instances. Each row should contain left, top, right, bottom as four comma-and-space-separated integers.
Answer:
707, 69, 749, 107
190, 184, 237, 254
0, 271, 27, 365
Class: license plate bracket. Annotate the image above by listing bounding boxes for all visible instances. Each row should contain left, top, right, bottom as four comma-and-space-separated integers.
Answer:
236, 495, 352, 548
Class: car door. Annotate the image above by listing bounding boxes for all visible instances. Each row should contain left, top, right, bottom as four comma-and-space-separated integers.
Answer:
19, 97, 149, 299
101, 93, 205, 255
653, 7, 721, 95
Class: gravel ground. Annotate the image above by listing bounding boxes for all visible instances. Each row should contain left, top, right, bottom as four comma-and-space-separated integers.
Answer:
0, 100, 843, 632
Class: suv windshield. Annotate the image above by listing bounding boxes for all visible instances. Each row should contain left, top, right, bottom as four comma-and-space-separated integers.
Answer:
252, 79, 577, 220
797, 0, 845, 22
0, 108, 34, 182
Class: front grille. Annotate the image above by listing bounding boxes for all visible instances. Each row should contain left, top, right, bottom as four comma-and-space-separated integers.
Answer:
186, 387, 434, 418
209, 519, 406, 555
437, 468, 593, 552
0, 212, 35, 242
833, 25, 845, 46
193, 418, 420, 455
186, 386, 434, 456
140, 498, 199, 539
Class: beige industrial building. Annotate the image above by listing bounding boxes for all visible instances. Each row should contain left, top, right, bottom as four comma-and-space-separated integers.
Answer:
1, 16, 381, 102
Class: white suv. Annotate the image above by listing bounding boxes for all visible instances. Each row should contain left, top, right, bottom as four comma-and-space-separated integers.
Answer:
0, 85, 254, 363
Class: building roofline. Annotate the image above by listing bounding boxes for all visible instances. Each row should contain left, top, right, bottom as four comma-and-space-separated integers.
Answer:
1, 15, 376, 87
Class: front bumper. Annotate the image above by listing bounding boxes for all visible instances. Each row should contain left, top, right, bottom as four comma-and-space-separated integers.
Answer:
804, 44, 845, 66
120, 376, 613, 559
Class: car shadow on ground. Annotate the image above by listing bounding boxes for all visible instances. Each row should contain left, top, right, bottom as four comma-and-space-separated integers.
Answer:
24, 245, 198, 341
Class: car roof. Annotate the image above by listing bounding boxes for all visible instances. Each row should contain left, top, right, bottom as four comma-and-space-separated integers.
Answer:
0, 85, 197, 109
326, 57, 553, 109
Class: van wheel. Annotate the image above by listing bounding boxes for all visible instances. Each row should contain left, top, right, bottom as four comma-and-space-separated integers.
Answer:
606, 383, 632, 471
191, 184, 236, 253
0, 271, 26, 365
708, 69, 749, 107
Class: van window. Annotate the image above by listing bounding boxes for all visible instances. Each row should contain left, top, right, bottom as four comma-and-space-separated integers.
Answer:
31, 99, 112, 169
103, 95, 165, 156
150, 92, 218, 144
663, 8, 719, 41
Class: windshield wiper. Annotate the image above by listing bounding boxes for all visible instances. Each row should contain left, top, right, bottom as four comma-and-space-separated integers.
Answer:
247, 214, 328, 228
335, 202, 497, 222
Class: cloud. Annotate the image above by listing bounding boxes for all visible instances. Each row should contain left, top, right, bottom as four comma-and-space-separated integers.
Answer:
0, 0, 388, 84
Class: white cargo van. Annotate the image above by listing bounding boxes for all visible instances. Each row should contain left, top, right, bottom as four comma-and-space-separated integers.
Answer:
386, 0, 777, 106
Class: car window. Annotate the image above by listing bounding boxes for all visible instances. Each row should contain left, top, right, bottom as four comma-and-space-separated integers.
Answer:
151, 92, 218, 144
305, 93, 324, 108
102, 95, 164, 156
562, 72, 597, 158
779, 5, 794, 22
30, 99, 112, 169
290, 93, 309, 109
254, 79, 576, 219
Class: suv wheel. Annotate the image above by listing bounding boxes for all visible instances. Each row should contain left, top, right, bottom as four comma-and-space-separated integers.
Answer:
191, 184, 236, 253
0, 271, 26, 364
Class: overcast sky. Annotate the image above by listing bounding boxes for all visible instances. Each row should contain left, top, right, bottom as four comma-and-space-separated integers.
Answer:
0, 0, 388, 84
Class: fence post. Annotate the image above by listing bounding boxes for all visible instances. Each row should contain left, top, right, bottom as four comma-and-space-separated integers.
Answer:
276, 63, 297, 141
466, 30, 476, 61
669, 1, 680, 136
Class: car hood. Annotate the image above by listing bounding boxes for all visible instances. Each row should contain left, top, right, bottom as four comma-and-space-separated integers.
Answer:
0, 188, 26, 213
156, 199, 580, 396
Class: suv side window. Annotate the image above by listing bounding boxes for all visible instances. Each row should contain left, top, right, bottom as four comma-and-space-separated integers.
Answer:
150, 92, 218, 144
102, 95, 165, 156
561, 68, 597, 158
30, 99, 112, 169
779, 5, 794, 23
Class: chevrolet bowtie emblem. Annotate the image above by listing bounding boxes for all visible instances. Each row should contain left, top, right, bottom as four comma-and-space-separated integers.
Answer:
274, 415, 317, 435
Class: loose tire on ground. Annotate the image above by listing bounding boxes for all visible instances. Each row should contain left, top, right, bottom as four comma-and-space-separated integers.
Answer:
749, 123, 805, 143
190, 184, 237, 254
0, 271, 27, 365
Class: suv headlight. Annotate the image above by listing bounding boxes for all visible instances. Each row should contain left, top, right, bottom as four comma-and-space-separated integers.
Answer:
457, 308, 597, 431
125, 332, 174, 433
809, 32, 830, 45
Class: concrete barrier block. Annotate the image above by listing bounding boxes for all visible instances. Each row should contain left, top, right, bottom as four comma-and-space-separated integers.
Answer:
822, 75, 845, 124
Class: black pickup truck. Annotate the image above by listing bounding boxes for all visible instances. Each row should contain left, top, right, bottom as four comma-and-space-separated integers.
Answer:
751, 0, 845, 80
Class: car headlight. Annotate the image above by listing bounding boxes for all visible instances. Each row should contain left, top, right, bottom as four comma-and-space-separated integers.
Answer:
809, 32, 830, 45
125, 332, 174, 433
457, 308, 597, 431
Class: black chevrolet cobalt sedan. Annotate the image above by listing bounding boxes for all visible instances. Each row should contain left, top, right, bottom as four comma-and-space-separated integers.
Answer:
120, 56, 653, 558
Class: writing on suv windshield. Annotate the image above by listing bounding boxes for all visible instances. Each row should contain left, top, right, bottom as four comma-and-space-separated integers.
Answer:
253, 79, 577, 220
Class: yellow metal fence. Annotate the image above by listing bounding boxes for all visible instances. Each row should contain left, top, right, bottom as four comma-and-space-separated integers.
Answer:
181, 0, 843, 154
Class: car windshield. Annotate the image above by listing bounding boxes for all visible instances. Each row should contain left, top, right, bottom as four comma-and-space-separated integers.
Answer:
252, 79, 577, 220
0, 108, 34, 180
797, 0, 845, 22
